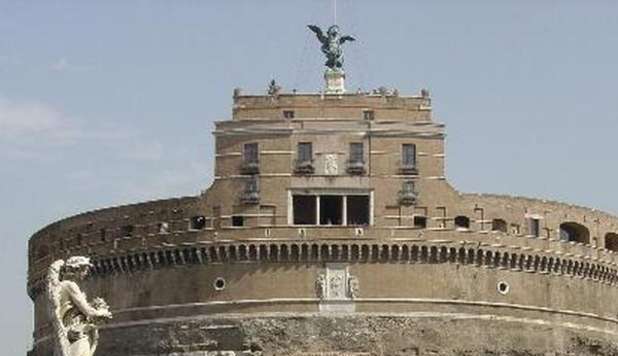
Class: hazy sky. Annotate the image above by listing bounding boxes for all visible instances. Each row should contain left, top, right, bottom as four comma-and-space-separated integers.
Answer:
2, 1, 618, 354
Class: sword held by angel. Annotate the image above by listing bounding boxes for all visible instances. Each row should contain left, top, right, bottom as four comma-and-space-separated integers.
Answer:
307, 24, 355, 71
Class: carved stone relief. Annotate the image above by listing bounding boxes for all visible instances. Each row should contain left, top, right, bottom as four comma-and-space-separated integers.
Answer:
316, 264, 360, 312
347, 275, 360, 299
315, 273, 327, 300
324, 154, 338, 175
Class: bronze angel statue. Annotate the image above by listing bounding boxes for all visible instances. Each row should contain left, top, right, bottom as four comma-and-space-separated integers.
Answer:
308, 24, 355, 70
47, 256, 112, 356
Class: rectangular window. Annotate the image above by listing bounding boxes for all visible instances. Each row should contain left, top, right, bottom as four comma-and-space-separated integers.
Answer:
414, 216, 427, 228
293, 195, 317, 225
363, 110, 375, 121
292, 193, 371, 227
320, 195, 343, 225
297, 142, 312, 162
232, 216, 244, 227
283, 110, 295, 119
121, 225, 134, 237
243, 143, 259, 163
349, 143, 364, 163
402, 144, 416, 167
529, 218, 540, 237
347, 195, 370, 226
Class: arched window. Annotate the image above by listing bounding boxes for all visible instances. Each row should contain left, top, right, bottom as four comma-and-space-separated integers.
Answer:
491, 219, 507, 233
454, 216, 470, 230
605, 233, 618, 252
559, 222, 590, 244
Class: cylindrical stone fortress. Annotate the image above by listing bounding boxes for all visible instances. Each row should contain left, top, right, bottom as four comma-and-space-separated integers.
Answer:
27, 89, 618, 355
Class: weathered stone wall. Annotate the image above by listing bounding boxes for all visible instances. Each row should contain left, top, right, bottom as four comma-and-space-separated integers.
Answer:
28, 237, 618, 353
28, 314, 618, 356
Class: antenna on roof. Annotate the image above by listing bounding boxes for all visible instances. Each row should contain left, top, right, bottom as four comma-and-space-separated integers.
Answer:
333, 0, 337, 25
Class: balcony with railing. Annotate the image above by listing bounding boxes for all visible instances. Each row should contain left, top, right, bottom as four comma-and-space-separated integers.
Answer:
241, 177, 260, 204
398, 181, 418, 206
346, 160, 366, 175
294, 159, 315, 175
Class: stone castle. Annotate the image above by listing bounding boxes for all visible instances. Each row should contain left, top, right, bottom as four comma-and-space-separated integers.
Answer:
27, 25, 618, 356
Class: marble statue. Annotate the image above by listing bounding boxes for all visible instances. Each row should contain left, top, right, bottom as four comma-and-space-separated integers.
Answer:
315, 273, 327, 300
308, 24, 355, 71
348, 275, 360, 299
267, 79, 281, 96
47, 256, 112, 356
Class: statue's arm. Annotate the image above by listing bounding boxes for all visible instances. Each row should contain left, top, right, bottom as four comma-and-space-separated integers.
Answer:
339, 35, 356, 44
65, 282, 111, 318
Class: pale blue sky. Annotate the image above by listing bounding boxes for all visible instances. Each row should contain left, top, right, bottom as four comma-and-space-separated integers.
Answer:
2, 1, 618, 354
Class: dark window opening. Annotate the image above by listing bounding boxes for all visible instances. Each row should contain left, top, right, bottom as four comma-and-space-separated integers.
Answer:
295, 142, 315, 174
213, 277, 226, 291
320, 195, 343, 225
454, 216, 470, 229
402, 144, 417, 167
243, 143, 259, 163
349, 143, 364, 163
363, 110, 375, 121
414, 216, 427, 228
100, 229, 107, 242
497, 281, 510, 295
283, 110, 295, 119
605, 233, 618, 252
232, 216, 244, 227
347, 195, 370, 226
121, 225, 134, 237
293, 195, 317, 225
529, 218, 540, 237
190, 216, 206, 230
297, 142, 312, 163
492, 219, 507, 233
559, 222, 590, 244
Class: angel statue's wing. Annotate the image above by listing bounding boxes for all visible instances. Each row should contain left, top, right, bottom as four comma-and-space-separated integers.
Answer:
307, 25, 327, 44
339, 35, 356, 44
47, 259, 70, 356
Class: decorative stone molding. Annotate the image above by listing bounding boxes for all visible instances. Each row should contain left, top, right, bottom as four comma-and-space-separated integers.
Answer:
27, 240, 618, 299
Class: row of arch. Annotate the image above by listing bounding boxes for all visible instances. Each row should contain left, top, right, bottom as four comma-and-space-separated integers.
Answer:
87, 242, 618, 286
462, 216, 618, 252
